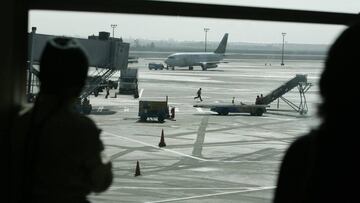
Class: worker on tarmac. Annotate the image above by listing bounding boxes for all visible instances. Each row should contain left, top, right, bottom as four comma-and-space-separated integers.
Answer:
255, 95, 260, 105
105, 85, 110, 99
194, 88, 203, 102
259, 94, 264, 104
170, 107, 175, 119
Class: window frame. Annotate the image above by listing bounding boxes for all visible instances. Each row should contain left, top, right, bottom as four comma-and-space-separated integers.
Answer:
2, 1, 359, 202
29, 0, 359, 25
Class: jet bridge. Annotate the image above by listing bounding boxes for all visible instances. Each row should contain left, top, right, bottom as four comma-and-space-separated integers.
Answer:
27, 27, 130, 114
28, 29, 129, 70
258, 74, 312, 115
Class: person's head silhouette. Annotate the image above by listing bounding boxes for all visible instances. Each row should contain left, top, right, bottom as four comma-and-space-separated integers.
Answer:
273, 22, 360, 203
319, 22, 360, 123
39, 37, 89, 99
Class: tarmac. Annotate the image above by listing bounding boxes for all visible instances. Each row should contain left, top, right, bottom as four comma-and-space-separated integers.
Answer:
88, 58, 323, 203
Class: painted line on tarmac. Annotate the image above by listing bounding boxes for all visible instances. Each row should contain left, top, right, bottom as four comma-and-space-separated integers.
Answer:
103, 131, 280, 164
192, 116, 209, 157
109, 186, 262, 191
261, 116, 295, 121
139, 88, 144, 98
145, 186, 275, 203
103, 131, 207, 162
97, 106, 104, 112
210, 160, 280, 164
195, 108, 203, 113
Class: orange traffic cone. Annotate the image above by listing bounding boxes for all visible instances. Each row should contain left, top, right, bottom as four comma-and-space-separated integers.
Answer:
134, 160, 141, 177
158, 129, 166, 147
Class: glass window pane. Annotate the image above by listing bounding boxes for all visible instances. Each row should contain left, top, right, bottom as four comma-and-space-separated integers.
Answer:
28, 10, 346, 203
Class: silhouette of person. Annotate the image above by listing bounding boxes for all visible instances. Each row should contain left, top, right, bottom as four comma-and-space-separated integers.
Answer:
105, 85, 110, 99
16, 37, 112, 203
255, 95, 260, 104
259, 94, 264, 104
194, 88, 203, 101
170, 107, 175, 119
273, 22, 360, 203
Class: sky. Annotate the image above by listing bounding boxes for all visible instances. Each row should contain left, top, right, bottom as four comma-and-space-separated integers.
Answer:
29, 1, 360, 44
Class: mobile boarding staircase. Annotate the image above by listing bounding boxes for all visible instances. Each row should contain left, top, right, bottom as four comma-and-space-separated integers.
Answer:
80, 68, 118, 100
259, 74, 312, 115
28, 66, 118, 101
28, 66, 117, 114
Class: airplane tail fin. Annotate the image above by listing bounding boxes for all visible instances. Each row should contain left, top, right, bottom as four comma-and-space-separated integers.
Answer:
214, 33, 228, 54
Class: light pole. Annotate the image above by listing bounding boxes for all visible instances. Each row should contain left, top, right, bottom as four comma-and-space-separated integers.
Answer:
281, 32, 286, 66
204, 28, 210, 52
111, 24, 117, 39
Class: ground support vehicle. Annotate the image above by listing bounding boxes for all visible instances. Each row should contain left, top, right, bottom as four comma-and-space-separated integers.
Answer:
119, 68, 139, 98
194, 103, 268, 116
90, 78, 118, 97
148, 63, 165, 70
138, 100, 170, 122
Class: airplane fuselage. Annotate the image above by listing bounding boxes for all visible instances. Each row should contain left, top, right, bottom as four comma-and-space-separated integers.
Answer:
164, 33, 228, 70
164, 52, 224, 68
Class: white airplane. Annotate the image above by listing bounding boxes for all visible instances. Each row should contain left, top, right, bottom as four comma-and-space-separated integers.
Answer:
164, 33, 229, 71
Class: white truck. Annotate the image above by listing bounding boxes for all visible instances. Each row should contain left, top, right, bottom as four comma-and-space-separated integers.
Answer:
119, 68, 139, 98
